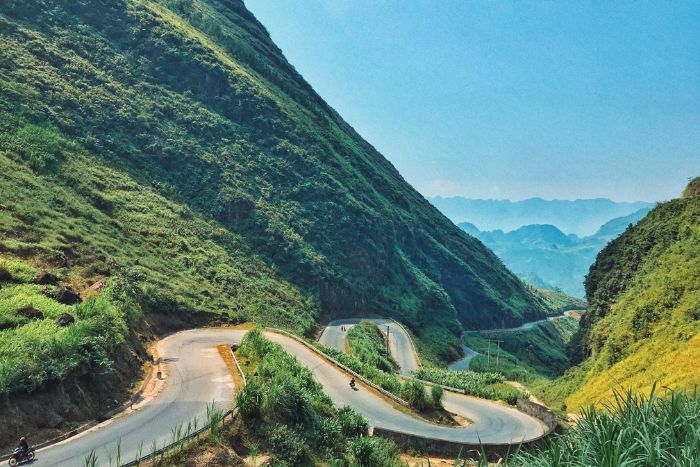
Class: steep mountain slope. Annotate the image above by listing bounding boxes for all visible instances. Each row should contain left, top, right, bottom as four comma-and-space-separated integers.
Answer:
432, 197, 653, 236
542, 179, 699, 410
459, 208, 651, 298
0, 0, 548, 364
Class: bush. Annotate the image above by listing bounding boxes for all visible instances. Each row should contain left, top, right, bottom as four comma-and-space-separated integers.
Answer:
430, 384, 444, 409
347, 321, 399, 373
337, 406, 368, 438
346, 436, 403, 467
412, 367, 523, 404
400, 379, 428, 411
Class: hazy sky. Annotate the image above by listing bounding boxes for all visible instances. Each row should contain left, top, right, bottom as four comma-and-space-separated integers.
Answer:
246, 1, 699, 202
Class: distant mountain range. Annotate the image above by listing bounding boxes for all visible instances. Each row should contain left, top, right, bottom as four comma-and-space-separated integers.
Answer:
430, 197, 655, 236
459, 208, 652, 298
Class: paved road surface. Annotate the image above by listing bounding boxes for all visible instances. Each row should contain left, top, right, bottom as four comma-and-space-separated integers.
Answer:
30, 329, 545, 465
448, 345, 480, 371
318, 318, 420, 376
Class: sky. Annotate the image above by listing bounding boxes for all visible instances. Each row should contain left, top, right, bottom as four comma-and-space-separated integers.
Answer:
246, 1, 699, 202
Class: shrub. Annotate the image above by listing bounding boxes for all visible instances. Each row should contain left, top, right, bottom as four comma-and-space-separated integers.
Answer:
400, 379, 428, 411
430, 384, 444, 409
346, 436, 402, 467
336, 406, 368, 438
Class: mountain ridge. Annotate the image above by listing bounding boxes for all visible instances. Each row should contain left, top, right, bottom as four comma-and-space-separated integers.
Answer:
0, 0, 551, 368
432, 196, 654, 236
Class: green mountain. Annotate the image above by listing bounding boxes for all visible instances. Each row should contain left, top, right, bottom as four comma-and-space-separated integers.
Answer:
0, 0, 551, 368
542, 179, 700, 411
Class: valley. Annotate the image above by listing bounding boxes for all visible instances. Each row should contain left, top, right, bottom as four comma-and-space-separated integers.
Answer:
0, 0, 697, 465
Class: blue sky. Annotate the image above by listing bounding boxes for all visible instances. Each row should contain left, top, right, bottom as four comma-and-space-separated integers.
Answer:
246, 1, 699, 202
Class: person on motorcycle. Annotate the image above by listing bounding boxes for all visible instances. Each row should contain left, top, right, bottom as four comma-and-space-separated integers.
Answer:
350, 378, 356, 388
17, 436, 29, 456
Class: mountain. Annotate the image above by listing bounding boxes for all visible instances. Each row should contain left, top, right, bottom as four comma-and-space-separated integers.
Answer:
459, 208, 652, 298
432, 197, 654, 236
0, 0, 553, 367
541, 179, 700, 411
593, 208, 653, 240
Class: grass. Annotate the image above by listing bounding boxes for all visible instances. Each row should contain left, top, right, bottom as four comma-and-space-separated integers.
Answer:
543, 194, 700, 411
412, 368, 524, 405
507, 386, 700, 466
346, 320, 399, 373
235, 329, 403, 465
0, 256, 128, 395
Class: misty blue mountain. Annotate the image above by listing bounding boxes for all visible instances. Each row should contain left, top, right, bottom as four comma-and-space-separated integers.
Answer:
459, 208, 652, 298
430, 197, 654, 236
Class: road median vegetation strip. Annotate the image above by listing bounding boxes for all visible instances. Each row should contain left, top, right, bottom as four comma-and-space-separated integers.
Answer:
412, 368, 525, 405
346, 320, 399, 373
234, 329, 403, 465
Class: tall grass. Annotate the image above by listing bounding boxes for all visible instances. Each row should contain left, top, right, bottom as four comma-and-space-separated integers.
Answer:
510, 385, 700, 466
412, 367, 524, 404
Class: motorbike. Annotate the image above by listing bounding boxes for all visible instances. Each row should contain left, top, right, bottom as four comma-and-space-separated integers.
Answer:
8, 447, 35, 466
349, 379, 357, 391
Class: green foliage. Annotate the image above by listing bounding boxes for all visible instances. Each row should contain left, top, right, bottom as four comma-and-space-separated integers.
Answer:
0, 257, 128, 394
0, 257, 36, 283
465, 316, 580, 381
430, 384, 444, 409
412, 367, 524, 404
509, 386, 700, 466
346, 436, 404, 467
683, 176, 700, 198
319, 343, 404, 395
0, 0, 551, 359
236, 330, 401, 465
399, 379, 428, 411
347, 321, 399, 373
549, 195, 700, 409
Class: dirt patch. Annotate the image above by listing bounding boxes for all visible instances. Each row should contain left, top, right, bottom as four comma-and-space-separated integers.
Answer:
217, 345, 245, 396
416, 407, 471, 427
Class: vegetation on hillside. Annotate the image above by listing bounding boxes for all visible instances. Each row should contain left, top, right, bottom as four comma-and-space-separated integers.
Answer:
234, 329, 402, 466
0, 256, 129, 395
465, 316, 580, 381
544, 181, 700, 410
412, 368, 523, 405
0, 0, 554, 367
346, 320, 399, 373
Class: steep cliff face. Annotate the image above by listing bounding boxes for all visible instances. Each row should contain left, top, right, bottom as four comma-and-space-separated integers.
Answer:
545, 179, 699, 409
0, 0, 547, 359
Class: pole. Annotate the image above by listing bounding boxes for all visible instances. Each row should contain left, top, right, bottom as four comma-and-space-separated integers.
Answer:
486, 339, 491, 370
496, 340, 501, 370
386, 326, 390, 358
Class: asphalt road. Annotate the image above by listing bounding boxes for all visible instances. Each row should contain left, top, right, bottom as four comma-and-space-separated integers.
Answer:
29, 329, 545, 466
318, 318, 420, 376
448, 345, 480, 371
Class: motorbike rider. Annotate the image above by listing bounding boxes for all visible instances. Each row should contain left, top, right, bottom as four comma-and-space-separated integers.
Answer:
350, 377, 356, 388
17, 436, 29, 456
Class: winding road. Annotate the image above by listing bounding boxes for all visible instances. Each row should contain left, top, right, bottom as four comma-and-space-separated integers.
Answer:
27, 328, 546, 466
319, 318, 420, 376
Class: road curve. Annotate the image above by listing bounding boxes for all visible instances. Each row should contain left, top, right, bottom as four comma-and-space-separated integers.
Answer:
31, 329, 545, 466
318, 318, 420, 376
